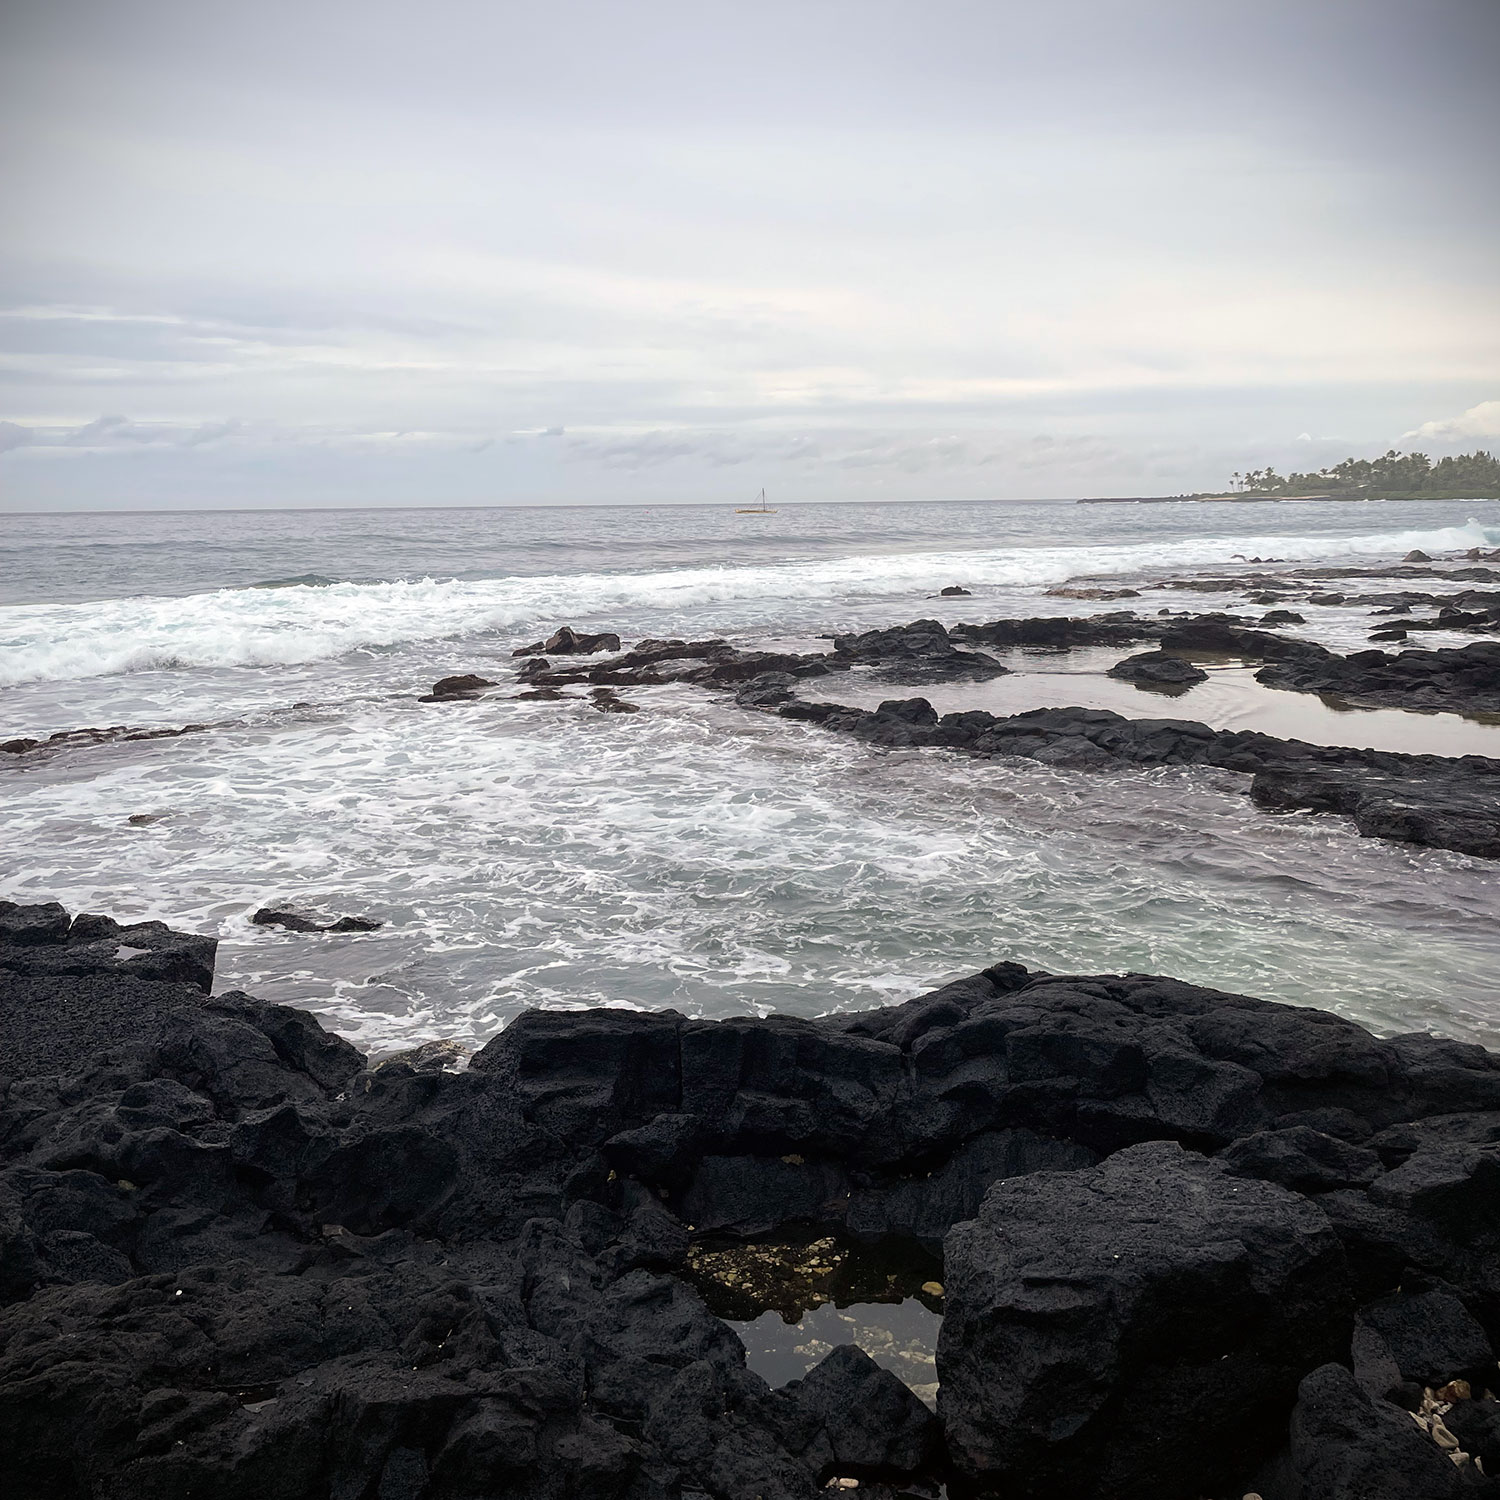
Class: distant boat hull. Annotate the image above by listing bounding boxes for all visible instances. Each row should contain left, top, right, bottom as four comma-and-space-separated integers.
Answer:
736, 487, 776, 514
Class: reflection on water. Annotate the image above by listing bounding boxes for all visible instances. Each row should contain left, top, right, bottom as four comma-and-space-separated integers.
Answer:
817, 648, 1500, 757
731, 1297, 944, 1408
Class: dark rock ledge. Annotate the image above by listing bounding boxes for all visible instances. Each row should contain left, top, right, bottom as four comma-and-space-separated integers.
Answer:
4, 901, 1500, 1498
405, 618, 1500, 857
730, 690, 1500, 864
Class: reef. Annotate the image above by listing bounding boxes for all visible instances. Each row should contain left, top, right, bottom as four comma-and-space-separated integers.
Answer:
4, 900, 1500, 1497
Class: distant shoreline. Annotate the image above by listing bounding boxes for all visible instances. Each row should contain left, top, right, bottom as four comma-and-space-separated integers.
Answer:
1078, 490, 1499, 504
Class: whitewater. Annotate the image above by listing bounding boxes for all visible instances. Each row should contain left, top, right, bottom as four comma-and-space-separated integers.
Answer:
3, 495, 1500, 1056
4, 514, 1499, 686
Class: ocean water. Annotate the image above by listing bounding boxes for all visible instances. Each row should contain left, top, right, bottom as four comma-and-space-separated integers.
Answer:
3, 496, 1499, 1054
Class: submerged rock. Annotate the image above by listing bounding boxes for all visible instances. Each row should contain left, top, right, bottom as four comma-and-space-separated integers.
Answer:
588, 687, 641, 714
0, 722, 213, 755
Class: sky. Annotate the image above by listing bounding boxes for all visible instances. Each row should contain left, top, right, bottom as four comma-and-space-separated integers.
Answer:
1, 0, 1497, 510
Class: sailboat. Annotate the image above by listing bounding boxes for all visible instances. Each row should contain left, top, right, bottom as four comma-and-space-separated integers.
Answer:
736, 488, 777, 515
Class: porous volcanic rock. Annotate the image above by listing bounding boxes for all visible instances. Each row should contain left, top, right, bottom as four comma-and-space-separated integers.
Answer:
830, 620, 1009, 682
251, 908, 383, 934
1284, 1362, 1474, 1500
513, 625, 623, 657
938, 1140, 1353, 1499
1256, 640, 1500, 715
418, 673, 496, 702
737, 676, 1500, 859
1, 722, 214, 755
6, 903, 1500, 1498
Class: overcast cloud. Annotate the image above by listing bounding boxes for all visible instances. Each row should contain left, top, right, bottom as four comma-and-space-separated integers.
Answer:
1, 0, 1497, 509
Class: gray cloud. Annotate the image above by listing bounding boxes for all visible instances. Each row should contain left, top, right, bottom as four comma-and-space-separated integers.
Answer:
1, 0, 1497, 507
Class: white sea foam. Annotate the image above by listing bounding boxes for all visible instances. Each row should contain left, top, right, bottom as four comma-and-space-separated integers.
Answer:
3, 684, 1496, 1054
2, 518, 1496, 686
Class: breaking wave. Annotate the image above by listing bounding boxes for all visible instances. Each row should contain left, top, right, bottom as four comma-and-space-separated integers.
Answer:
2, 518, 1496, 686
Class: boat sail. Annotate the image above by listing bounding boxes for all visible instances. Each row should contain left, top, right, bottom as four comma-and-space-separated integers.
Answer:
735, 488, 777, 514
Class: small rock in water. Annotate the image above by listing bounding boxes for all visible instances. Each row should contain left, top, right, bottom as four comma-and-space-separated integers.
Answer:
372, 1038, 471, 1073
939, 585, 972, 596
589, 687, 640, 714
251, 908, 383, 934
513, 625, 622, 657
418, 673, 496, 702
126, 813, 166, 826
1106, 650, 1209, 688
1405, 550, 1433, 562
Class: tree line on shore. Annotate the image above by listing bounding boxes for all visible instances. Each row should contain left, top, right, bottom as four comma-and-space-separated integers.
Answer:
1230, 448, 1499, 500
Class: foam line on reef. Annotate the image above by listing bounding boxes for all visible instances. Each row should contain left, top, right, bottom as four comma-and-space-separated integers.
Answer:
3, 519, 1497, 684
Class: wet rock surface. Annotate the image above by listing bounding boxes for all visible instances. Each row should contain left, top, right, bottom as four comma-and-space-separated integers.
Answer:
3, 903, 1500, 1496
250, 908, 384, 935
1256, 640, 1500, 716
1, 722, 215, 755
418, 673, 497, 702
513, 625, 624, 657
1106, 648, 1210, 688
829, 620, 1009, 683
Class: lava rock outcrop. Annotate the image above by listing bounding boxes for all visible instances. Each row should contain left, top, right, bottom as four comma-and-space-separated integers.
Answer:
4, 902, 1500, 1498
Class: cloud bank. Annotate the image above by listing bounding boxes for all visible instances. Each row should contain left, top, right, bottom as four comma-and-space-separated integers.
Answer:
1, 0, 1497, 508
1403, 400, 1500, 444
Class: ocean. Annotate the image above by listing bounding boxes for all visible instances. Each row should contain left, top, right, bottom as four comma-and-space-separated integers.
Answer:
4, 496, 1499, 1055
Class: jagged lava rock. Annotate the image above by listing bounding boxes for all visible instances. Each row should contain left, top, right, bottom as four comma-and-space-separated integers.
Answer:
1285, 1362, 1473, 1500
1106, 649, 1209, 687
512, 625, 622, 656
830, 620, 1009, 682
937, 1140, 1353, 1500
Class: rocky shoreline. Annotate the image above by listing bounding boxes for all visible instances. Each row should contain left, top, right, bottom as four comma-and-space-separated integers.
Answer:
468, 613, 1500, 861
10, 604, 1499, 858
4, 900, 1500, 1498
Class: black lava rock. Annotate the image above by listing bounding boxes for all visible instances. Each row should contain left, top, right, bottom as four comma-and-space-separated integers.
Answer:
1106, 649, 1209, 687
937, 1140, 1353, 1499
6, 903, 1500, 1497
1287, 1362, 1471, 1499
